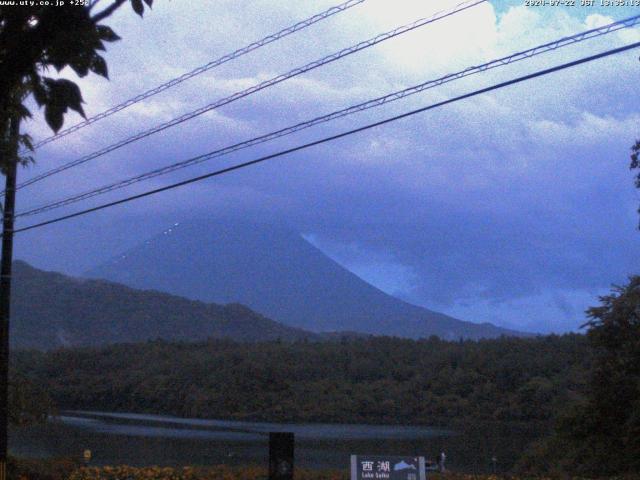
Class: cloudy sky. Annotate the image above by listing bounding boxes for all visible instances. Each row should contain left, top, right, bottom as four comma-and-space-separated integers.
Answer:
13, 0, 640, 333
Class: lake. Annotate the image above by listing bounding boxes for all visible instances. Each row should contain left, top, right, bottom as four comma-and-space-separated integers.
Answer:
9, 411, 539, 473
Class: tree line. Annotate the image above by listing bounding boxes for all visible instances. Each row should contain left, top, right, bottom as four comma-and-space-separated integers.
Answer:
8, 277, 640, 476
12, 334, 589, 427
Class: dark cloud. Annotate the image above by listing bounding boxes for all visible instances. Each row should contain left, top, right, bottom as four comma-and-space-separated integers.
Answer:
13, 1, 640, 332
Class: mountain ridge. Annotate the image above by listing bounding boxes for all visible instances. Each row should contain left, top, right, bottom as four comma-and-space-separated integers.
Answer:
86, 220, 526, 340
10, 260, 320, 350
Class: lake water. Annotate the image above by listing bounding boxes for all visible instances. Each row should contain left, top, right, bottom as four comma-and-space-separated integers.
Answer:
9, 411, 538, 473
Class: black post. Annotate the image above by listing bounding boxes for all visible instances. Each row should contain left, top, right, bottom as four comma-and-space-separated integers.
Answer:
0, 116, 19, 480
268, 432, 294, 480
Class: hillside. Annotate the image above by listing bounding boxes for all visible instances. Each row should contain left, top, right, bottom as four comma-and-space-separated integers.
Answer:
86, 221, 525, 340
10, 261, 317, 350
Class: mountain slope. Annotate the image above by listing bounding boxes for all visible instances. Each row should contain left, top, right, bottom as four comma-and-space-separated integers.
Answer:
86, 221, 524, 340
10, 261, 317, 350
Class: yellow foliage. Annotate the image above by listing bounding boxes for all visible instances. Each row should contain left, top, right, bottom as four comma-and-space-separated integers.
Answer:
18, 463, 634, 480
67, 464, 348, 480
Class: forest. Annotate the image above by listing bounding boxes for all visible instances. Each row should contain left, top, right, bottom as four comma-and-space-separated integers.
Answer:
11, 334, 588, 427
9, 276, 640, 477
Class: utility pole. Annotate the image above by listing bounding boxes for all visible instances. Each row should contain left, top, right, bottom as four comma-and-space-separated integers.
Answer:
0, 115, 19, 480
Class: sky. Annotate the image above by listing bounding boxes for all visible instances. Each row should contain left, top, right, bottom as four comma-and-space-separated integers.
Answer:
13, 0, 640, 333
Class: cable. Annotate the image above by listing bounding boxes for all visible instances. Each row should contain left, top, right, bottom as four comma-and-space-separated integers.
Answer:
27, 0, 367, 151
16, 14, 640, 218
19, 0, 484, 188
15, 0, 486, 191
10, 41, 640, 235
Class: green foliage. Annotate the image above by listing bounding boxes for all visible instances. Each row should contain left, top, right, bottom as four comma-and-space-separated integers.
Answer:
521, 277, 640, 477
12, 334, 589, 428
8, 456, 79, 480
8, 373, 53, 426
631, 140, 640, 227
37, 78, 86, 133
0, 0, 152, 163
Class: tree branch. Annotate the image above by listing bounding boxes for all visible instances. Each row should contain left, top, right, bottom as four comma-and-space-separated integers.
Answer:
88, 0, 105, 12
91, 0, 126, 23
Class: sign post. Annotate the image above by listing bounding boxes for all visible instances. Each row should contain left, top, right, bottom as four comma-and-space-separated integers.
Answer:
350, 455, 426, 480
268, 432, 294, 480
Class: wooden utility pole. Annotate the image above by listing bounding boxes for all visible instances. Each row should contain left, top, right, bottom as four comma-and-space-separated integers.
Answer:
0, 115, 19, 480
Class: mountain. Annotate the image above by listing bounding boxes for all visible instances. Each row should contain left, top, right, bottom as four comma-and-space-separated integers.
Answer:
10, 261, 318, 350
86, 221, 524, 340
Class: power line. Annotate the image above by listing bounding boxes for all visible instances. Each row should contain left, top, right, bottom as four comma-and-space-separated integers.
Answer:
11, 41, 640, 235
27, 0, 367, 151
16, 14, 640, 218
15, 0, 486, 191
